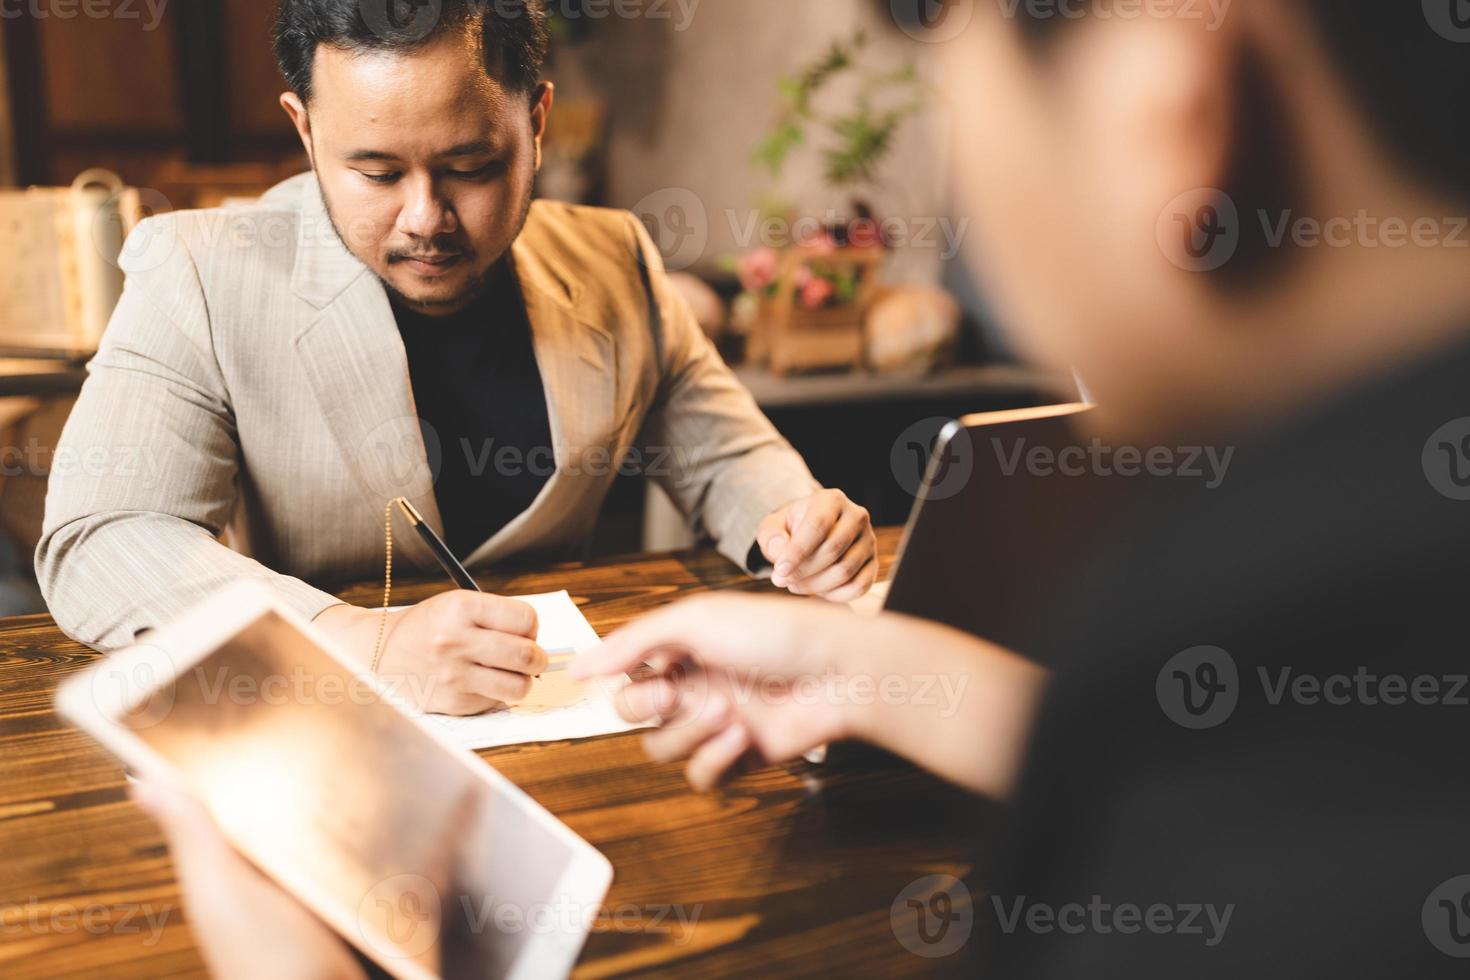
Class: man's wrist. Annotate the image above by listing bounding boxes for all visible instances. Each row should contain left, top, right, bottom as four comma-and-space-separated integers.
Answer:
311, 603, 377, 667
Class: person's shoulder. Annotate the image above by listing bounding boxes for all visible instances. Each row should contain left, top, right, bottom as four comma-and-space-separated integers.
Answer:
120, 172, 312, 281
517, 201, 657, 325
525, 198, 638, 237
520, 199, 644, 272
520, 200, 643, 262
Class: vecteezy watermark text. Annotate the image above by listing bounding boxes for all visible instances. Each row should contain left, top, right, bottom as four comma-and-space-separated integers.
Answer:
992, 437, 1235, 489
994, 0, 1232, 31
0, 898, 177, 946
1157, 645, 1470, 730
0, 0, 168, 30
1159, 188, 1469, 272
991, 895, 1234, 947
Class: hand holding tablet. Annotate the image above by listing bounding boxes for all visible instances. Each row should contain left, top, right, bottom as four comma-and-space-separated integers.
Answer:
57, 581, 613, 980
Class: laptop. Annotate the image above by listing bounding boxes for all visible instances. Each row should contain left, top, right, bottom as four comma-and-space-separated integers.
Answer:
880, 402, 1098, 658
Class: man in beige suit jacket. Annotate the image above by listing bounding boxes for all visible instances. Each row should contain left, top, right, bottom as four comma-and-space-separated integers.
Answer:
36, 0, 876, 714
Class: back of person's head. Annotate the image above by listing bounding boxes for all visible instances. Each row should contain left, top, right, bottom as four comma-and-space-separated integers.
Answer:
890, 1, 1470, 436
1006, 2, 1470, 207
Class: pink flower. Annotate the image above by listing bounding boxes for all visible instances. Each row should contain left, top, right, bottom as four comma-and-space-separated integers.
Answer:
801, 276, 835, 310
806, 229, 839, 257
738, 248, 779, 293
793, 264, 814, 289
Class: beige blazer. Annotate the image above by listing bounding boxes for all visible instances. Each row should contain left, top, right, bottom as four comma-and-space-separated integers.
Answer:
36, 174, 818, 651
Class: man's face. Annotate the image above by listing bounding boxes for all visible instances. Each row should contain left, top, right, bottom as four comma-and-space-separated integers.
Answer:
284, 29, 550, 315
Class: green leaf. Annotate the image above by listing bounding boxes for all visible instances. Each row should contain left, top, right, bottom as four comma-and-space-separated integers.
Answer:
823, 107, 904, 186
776, 76, 805, 111
754, 120, 806, 177
753, 28, 925, 190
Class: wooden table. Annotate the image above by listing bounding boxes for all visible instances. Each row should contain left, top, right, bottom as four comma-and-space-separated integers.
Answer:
0, 528, 992, 978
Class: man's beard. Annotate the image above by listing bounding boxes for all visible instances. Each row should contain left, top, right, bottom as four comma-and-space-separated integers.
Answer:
315, 180, 536, 314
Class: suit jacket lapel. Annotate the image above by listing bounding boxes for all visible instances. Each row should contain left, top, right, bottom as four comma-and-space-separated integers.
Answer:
287, 176, 617, 570
289, 178, 447, 545
459, 230, 619, 567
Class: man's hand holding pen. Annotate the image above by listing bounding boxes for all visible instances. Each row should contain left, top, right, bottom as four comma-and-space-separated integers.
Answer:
314, 593, 548, 715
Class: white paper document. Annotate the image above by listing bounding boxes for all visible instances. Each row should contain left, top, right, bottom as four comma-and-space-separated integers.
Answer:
394, 591, 648, 751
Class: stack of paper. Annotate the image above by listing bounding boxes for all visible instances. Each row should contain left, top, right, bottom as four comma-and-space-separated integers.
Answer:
396, 591, 648, 751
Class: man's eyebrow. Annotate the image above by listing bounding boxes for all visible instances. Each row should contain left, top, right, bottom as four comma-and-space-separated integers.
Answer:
343, 149, 400, 163
342, 141, 498, 163
438, 140, 497, 158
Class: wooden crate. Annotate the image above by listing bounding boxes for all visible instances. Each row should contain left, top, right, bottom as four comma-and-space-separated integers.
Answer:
752, 245, 885, 376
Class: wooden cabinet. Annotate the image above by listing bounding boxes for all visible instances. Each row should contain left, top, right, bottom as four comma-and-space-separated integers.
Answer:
3, 1, 301, 190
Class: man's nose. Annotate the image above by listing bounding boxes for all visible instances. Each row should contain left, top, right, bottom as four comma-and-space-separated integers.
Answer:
396, 176, 459, 240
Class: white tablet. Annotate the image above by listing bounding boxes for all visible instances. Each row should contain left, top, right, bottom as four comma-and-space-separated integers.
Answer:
55, 580, 613, 980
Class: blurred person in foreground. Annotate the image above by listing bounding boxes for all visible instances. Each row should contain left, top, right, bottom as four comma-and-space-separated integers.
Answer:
137, 1, 1470, 976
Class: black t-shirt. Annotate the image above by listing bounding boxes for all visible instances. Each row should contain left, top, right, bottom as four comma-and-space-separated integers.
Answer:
392, 263, 553, 561
985, 332, 1470, 977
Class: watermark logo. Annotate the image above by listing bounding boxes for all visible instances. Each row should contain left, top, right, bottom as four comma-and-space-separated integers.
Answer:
1161, 192, 1467, 272
89, 643, 177, 729
2, 437, 163, 487
356, 416, 444, 501
539, 0, 702, 31
1158, 187, 1239, 272
992, 437, 1233, 488
0, 0, 170, 30
891, 417, 974, 500
444, 438, 707, 489
645, 663, 973, 743
1424, 0, 1470, 42
0, 898, 177, 945
632, 187, 708, 272
459, 894, 703, 942
891, 874, 973, 957
992, 0, 1233, 31
358, 874, 443, 959
726, 209, 968, 260
1423, 417, 1470, 501
1259, 210, 1468, 251
1424, 875, 1470, 957
1156, 645, 1238, 730
992, 895, 1233, 946
890, 0, 975, 43
99, 187, 176, 273
1160, 646, 1469, 729
1259, 666, 1468, 708
359, 0, 443, 42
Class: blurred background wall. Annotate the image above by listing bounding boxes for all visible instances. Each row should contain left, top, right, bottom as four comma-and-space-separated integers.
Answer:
2, 0, 952, 280
558, 0, 952, 283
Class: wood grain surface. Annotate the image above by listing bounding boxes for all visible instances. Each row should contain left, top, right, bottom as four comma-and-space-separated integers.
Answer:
0, 528, 992, 978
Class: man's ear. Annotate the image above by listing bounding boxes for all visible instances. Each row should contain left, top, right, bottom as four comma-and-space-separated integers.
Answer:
529, 81, 555, 172
1065, 18, 1239, 244
279, 92, 315, 169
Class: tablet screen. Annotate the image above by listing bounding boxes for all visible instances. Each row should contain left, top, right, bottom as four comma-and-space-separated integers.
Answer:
120, 609, 579, 979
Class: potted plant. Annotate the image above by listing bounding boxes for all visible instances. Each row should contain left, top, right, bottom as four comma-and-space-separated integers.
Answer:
737, 31, 927, 374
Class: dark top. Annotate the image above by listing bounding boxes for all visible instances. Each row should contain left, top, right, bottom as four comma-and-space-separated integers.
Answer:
988, 331, 1470, 977
392, 264, 553, 561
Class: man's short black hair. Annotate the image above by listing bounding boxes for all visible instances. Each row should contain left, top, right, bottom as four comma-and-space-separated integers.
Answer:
274, 0, 550, 104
